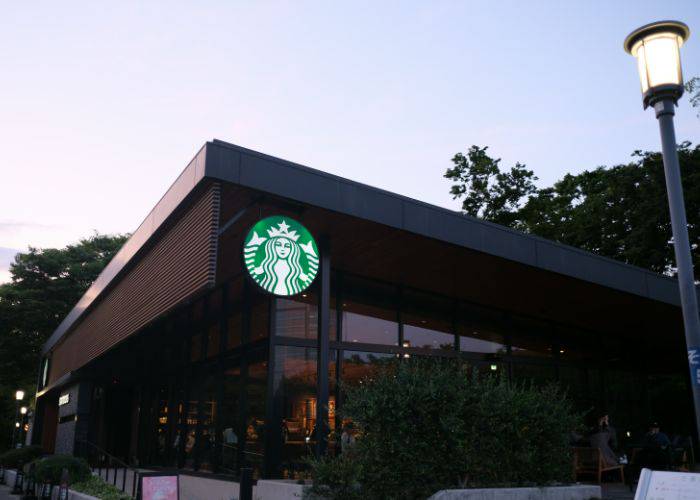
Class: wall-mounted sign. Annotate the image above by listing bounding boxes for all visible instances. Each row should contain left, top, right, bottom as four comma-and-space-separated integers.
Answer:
243, 216, 319, 296
58, 394, 70, 406
140, 473, 179, 500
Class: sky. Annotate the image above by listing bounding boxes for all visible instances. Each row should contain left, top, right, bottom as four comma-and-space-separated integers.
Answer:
1, 1, 699, 283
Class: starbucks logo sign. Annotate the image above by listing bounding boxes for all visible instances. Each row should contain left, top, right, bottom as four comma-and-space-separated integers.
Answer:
243, 216, 319, 296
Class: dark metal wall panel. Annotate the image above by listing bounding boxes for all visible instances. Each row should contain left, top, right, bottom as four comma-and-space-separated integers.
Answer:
48, 184, 220, 384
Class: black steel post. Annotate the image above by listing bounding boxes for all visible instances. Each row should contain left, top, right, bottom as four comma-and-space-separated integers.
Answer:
654, 98, 700, 440
316, 236, 331, 457
239, 467, 253, 500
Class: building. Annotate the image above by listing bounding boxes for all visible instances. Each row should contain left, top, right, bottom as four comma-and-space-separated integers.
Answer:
33, 140, 693, 479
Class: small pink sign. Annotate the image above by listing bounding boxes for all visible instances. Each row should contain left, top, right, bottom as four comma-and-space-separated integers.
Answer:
142, 475, 178, 500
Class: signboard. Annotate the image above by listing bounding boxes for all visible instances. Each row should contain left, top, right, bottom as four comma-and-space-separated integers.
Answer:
140, 473, 179, 500
634, 468, 700, 500
58, 393, 70, 406
243, 216, 319, 296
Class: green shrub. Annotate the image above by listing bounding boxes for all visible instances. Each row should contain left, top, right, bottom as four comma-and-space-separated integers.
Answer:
310, 357, 582, 500
72, 475, 132, 500
31, 455, 91, 485
0, 446, 43, 468
304, 454, 362, 500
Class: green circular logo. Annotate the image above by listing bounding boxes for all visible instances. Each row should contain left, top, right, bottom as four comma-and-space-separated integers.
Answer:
243, 216, 319, 296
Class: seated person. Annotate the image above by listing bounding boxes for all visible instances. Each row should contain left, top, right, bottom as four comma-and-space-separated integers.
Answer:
636, 422, 672, 469
589, 412, 619, 468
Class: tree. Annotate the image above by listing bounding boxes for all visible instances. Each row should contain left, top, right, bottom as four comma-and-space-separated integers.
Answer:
445, 143, 699, 275
0, 233, 128, 450
686, 77, 700, 118
445, 146, 538, 229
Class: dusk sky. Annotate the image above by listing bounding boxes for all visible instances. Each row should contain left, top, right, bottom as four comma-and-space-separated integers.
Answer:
1, 1, 699, 283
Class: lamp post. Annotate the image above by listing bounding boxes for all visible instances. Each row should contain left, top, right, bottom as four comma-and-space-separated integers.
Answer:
19, 407, 27, 447
11, 390, 25, 448
624, 20, 700, 438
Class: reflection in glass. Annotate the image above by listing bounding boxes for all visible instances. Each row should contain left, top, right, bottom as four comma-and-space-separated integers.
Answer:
275, 298, 337, 340
227, 312, 241, 350
274, 346, 318, 477
206, 324, 220, 358
250, 298, 269, 341
402, 292, 454, 350
510, 333, 553, 358
245, 359, 267, 477
511, 363, 556, 386
220, 366, 241, 474
341, 351, 394, 387
342, 305, 398, 346
457, 325, 507, 354
197, 376, 218, 472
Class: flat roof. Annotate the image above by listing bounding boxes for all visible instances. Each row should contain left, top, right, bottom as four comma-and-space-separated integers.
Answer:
43, 139, 694, 354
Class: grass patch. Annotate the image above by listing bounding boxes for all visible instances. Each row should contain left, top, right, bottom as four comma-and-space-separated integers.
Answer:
71, 475, 132, 500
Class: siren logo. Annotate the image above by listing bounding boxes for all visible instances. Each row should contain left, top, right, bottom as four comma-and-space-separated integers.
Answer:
243, 216, 319, 296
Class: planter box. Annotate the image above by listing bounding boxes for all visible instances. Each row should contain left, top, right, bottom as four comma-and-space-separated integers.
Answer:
254, 479, 305, 500
4, 469, 99, 500
429, 484, 601, 500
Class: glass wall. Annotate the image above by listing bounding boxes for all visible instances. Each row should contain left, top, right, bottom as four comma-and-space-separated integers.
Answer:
130, 269, 680, 480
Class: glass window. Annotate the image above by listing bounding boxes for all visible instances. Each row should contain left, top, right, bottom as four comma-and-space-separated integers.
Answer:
274, 346, 318, 477
510, 323, 553, 358
227, 312, 242, 350
220, 364, 241, 474
511, 362, 556, 386
197, 376, 218, 472
457, 305, 508, 354
341, 276, 398, 345
341, 351, 394, 387
182, 386, 199, 469
244, 359, 267, 478
153, 386, 169, 465
206, 324, 220, 358
190, 334, 202, 362
250, 297, 269, 342
208, 288, 224, 316
275, 296, 337, 340
402, 291, 454, 350
226, 276, 244, 307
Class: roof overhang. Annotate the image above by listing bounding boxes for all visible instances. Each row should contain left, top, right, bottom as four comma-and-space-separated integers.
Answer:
43, 139, 696, 354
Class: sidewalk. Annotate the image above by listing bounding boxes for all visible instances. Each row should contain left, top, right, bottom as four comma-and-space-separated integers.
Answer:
601, 483, 635, 500
0, 483, 17, 500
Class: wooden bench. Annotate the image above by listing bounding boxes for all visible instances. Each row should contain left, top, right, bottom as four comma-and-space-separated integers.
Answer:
573, 447, 625, 484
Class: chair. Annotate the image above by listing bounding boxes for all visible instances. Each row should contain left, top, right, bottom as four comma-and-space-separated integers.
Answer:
573, 447, 625, 484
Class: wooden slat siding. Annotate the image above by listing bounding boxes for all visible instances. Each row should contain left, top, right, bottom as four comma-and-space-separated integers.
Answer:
48, 183, 221, 384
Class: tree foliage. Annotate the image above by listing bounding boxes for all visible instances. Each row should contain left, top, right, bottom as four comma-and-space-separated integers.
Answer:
445, 143, 700, 275
0, 233, 127, 450
307, 358, 580, 499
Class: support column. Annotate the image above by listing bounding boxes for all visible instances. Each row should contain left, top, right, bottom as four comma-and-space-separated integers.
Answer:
316, 236, 331, 457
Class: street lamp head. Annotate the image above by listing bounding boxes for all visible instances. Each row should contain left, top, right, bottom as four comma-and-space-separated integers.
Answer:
624, 20, 690, 108
15, 390, 25, 401
14, 422, 20, 428
20, 407, 27, 415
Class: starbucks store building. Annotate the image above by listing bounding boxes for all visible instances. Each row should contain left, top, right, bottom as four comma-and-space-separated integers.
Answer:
33, 140, 694, 479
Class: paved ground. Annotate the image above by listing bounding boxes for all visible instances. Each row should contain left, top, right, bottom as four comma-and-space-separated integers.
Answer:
601, 483, 635, 500
0, 483, 18, 500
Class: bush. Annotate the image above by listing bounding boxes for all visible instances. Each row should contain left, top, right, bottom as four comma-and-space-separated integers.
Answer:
310, 358, 582, 499
304, 454, 362, 500
31, 455, 91, 485
0, 446, 43, 468
72, 475, 132, 500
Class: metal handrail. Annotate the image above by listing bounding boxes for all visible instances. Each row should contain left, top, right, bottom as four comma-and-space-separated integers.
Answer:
76, 439, 139, 498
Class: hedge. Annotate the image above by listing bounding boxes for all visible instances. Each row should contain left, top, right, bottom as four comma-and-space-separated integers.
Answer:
0, 446, 43, 468
30, 455, 91, 485
306, 357, 582, 500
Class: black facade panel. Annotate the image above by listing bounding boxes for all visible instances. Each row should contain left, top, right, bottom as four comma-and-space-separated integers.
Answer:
337, 182, 403, 228
239, 153, 340, 210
